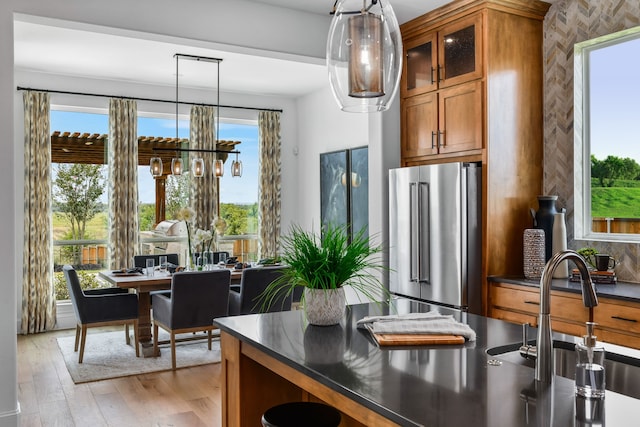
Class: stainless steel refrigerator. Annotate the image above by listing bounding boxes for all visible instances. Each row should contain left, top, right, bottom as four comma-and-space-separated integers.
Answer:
388, 162, 482, 314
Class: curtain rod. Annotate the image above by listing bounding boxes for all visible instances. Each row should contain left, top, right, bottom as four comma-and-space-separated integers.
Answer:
15, 86, 283, 113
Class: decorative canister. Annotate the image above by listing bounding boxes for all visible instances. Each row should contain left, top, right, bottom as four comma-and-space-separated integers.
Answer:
552, 211, 569, 278
523, 228, 546, 280
533, 195, 558, 261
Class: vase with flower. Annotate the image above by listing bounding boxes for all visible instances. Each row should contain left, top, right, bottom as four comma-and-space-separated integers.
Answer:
194, 228, 213, 270
176, 206, 196, 270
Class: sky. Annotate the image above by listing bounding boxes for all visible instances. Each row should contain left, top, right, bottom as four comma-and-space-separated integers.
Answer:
588, 35, 640, 163
50, 110, 259, 205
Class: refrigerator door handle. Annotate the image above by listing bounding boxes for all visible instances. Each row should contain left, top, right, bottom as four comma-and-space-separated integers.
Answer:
410, 182, 419, 282
418, 182, 430, 283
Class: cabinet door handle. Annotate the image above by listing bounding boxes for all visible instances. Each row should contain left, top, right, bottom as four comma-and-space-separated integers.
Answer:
437, 65, 443, 83
611, 315, 638, 323
524, 300, 540, 305
431, 131, 437, 149
438, 130, 445, 148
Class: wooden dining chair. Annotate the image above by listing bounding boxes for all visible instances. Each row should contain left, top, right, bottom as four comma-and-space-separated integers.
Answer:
151, 269, 231, 370
63, 265, 140, 363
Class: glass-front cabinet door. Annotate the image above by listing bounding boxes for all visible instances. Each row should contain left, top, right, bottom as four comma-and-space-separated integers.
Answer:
402, 13, 483, 97
438, 13, 483, 89
402, 32, 438, 97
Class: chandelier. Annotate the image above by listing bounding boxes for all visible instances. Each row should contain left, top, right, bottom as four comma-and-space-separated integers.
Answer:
150, 53, 241, 178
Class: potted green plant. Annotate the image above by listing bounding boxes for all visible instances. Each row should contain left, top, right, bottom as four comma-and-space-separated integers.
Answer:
260, 224, 387, 326
577, 247, 598, 269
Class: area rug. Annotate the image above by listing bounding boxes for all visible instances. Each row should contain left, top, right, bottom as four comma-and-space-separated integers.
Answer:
57, 330, 221, 384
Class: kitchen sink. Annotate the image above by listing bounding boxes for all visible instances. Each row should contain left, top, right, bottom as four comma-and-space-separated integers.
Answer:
487, 340, 640, 399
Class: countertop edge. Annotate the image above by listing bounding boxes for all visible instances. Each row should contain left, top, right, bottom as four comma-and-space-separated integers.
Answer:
488, 275, 640, 303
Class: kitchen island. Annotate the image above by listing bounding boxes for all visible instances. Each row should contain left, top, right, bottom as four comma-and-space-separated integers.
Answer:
214, 298, 640, 426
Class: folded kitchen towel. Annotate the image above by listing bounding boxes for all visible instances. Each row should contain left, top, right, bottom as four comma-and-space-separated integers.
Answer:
356, 311, 476, 341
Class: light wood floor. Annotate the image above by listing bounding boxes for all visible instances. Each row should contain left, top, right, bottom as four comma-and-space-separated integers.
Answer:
17, 327, 222, 427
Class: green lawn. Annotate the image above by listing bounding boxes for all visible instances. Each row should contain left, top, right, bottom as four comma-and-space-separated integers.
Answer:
53, 211, 109, 240
592, 187, 640, 218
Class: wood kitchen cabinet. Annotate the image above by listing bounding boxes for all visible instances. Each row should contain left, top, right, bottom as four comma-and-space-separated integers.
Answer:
400, 0, 550, 314
489, 281, 640, 349
402, 80, 482, 159
401, 13, 482, 98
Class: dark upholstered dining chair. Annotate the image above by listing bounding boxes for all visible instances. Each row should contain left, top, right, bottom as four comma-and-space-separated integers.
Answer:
63, 265, 139, 363
228, 266, 291, 316
133, 253, 179, 269
151, 269, 231, 370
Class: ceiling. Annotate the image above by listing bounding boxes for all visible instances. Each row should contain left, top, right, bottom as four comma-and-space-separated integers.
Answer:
13, 0, 550, 99
14, 19, 330, 99
248, 0, 451, 25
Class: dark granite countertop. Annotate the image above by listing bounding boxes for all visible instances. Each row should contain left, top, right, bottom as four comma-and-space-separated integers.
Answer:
214, 298, 640, 427
489, 275, 640, 303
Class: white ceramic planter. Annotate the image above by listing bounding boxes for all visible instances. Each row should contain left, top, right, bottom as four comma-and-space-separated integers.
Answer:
303, 287, 346, 326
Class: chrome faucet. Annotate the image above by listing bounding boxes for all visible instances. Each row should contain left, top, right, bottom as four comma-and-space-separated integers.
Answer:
535, 250, 598, 383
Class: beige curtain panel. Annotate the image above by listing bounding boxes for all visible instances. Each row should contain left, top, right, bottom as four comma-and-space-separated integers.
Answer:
108, 98, 139, 269
258, 111, 282, 258
190, 105, 219, 231
22, 90, 56, 334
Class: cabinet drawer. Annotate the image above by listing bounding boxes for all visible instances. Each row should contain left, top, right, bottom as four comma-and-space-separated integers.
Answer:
549, 293, 591, 325
595, 302, 640, 334
490, 285, 540, 315
595, 328, 640, 350
550, 319, 586, 338
490, 307, 537, 327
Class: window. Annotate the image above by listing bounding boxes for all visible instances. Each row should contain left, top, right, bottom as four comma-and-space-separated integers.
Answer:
50, 109, 109, 300
574, 25, 640, 242
136, 115, 260, 264
218, 122, 259, 262
50, 105, 261, 292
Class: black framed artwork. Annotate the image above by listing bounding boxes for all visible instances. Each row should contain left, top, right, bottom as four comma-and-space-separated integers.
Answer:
320, 147, 368, 241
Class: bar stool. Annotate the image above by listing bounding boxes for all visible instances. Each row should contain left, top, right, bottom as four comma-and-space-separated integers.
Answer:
261, 402, 341, 427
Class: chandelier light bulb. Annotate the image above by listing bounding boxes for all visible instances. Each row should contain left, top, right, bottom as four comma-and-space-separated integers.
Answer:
150, 157, 163, 177
232, 159, 243, 177
192, 158, 205, 177
171, 157, 183, 176
214, 159, 225, 177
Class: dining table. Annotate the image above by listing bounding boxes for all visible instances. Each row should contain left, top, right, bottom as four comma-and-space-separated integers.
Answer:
98, 266, 243, 356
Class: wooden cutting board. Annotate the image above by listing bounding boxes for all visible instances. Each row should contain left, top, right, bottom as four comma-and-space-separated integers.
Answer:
373, 333, 465, 346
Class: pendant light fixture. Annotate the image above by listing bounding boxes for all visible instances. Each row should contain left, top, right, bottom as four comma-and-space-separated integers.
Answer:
231, 152, 242, 177
150, 156, 163, 177
192, 158, 205, 177
171, 157, 183, 175
214, 158, 224, 177
327, 0, 402, 112
150, 53, 242, 178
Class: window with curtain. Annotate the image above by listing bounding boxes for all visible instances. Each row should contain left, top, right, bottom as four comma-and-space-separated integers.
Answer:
218, 122, 259, 262
51, 105, 261, 289
50, 109, 109, 301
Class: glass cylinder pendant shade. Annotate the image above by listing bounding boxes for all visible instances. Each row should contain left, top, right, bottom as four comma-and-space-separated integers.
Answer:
231, 159, 242, 177
192, 158, 205, 177
327, 0, 402, 112
214, 159, 224, 177
171, 157, 183, 176
150, 157, 163, 177
348, 14, 383, 98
